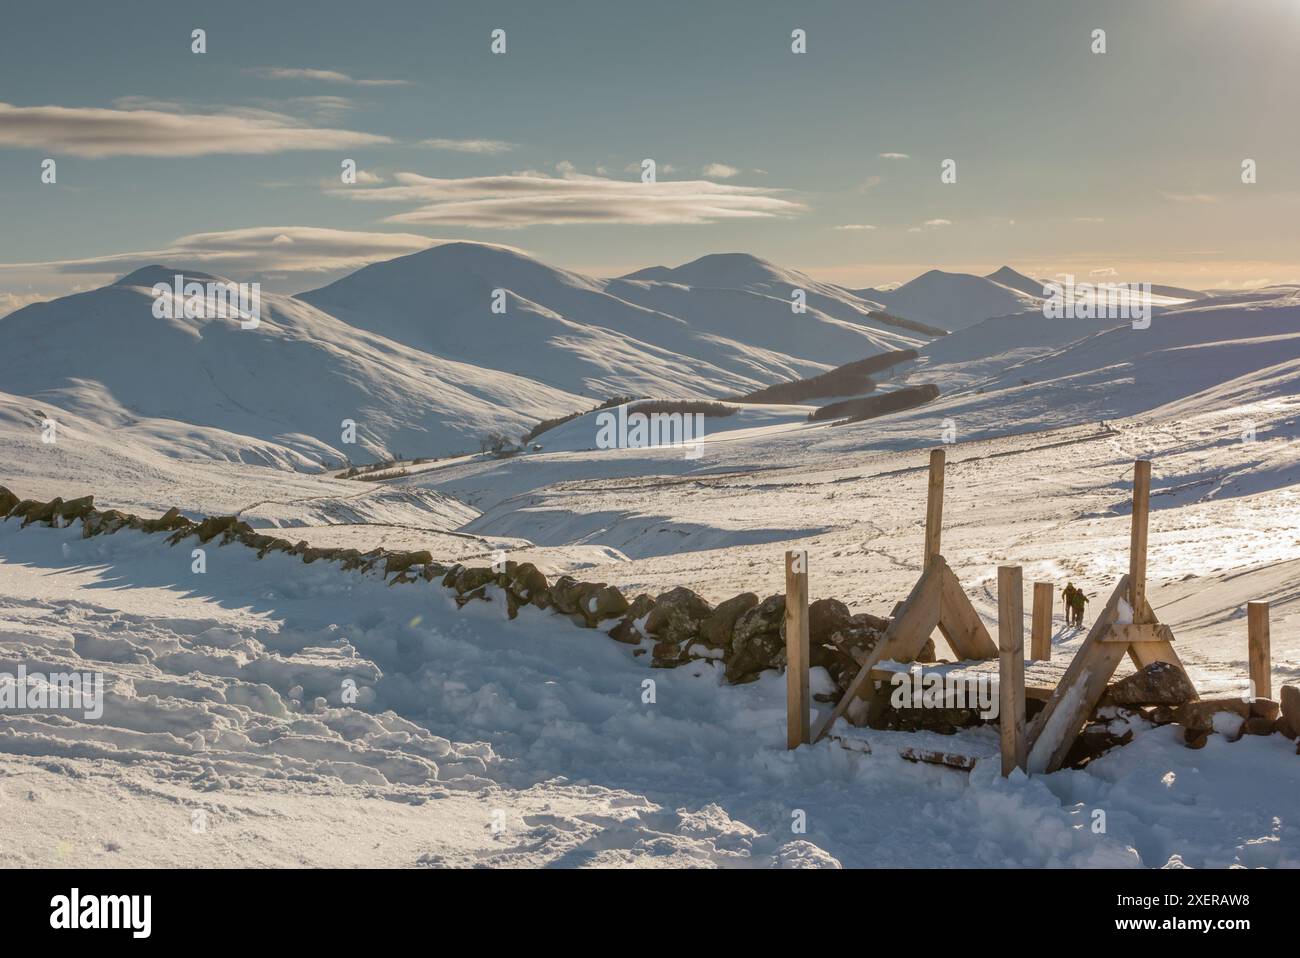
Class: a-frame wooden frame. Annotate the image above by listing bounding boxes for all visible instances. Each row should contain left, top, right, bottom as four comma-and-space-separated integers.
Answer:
1024, 460, 1198, 773
812, 449, 998, 744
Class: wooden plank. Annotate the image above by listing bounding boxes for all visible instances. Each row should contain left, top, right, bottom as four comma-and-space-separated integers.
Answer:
924, 448, 945, 571
1121, 594, 1193, 692
1120, 595, 1197, 699
1103, 623, 1174, 644
1025, 576, 1132, 774
898, 747, 980, 771
812, 564, 942, 743
1030, 639, 1127, 774
938, 561, 998, 659
1248, 601, 1272, 701
998, 566, 1027, 776
1031, 582, 1053, 661
831, 736, 979, 771
1129, 460, 1152, 621
785, 550, 811, 749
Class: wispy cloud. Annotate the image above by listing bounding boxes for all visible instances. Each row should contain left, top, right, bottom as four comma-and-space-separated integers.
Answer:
907, 218, 952, 233
0, 102, 391, 158
420, 137, 517, 154
878, 152, 909, 160
331, 170, 805, 228
834, 224, 876, 231
0, 227, 440, 277
112, 93, 359, 124
249, 67, 410, 87
1161, 191, 1221, 204
702, 162, 740, 178
0, 290, 51, 314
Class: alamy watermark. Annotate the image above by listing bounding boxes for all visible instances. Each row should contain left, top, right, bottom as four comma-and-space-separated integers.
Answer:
1042, 274, 1152, 328
0, 664, 104, 720
151, 274, 261, 330
889, 665, 998, 719
595, 403, 705, 458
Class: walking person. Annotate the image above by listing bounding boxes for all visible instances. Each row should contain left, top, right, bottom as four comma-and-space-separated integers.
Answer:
1061, 582, 1079, 628
1069, 588, 1089, 627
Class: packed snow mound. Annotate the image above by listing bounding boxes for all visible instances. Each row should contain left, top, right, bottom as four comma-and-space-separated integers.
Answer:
856, 269, 1044, 331
0, 268, 585, 466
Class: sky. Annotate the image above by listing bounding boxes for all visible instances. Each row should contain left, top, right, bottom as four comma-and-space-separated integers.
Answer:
2, 0, 1300, 313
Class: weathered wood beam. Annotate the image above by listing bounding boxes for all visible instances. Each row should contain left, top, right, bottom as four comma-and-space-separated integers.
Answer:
785, 550, 810, 749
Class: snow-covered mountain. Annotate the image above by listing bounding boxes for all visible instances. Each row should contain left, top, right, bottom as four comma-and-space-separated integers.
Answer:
984, 265, 1049, 297
0, 264, 587, 467
0, 243, 1231, 470
297, 244, 933, 396
0, 245, 950, 468
853, 268, 1045, 331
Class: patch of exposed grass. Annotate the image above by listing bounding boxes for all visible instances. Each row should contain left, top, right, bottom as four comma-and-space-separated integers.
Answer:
809, 384, 941, 424
523, 395, 637, 443
627, 400, 737, 418
734, 349, 919, 404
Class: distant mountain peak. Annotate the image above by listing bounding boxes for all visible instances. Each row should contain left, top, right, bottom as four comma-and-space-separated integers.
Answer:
620, 251, 805, 288
113, 265, 229, 288
984, 266, 1048, 297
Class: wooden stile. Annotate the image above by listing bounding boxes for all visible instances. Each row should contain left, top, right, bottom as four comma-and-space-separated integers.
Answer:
812, 562, 943, 743
1247, 601, 1271, 701
924, 448, 945, 570
1031, 581, 1053, 661
939, 562, 998, 660
785, 550, 810, 749
1129, 460, 1152, 622
998, 566, 1027, 776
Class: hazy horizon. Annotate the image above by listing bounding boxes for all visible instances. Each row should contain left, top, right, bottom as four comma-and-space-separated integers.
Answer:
4, 0, 1299, 310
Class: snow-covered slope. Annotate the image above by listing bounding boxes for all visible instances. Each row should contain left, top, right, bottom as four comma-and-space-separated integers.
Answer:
616, 252, 943, 339
2, 270, 1298, 870
298, 244, 936, 397
0, 265, 590, 466
13, 513, 1296, 868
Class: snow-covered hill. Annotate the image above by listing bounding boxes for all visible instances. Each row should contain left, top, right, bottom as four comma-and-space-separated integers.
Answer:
854, 268, 1045, 330
0, 265, 589, 466
2, 253, 1298, 870
0, 245, 962, 469
298, 244, 932, 396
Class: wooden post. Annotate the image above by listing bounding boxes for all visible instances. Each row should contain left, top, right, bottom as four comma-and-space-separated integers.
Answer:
1247, 601, 1272, 701
924, 448, 945, 570
1031, 581, 1053, 661
998, 566, 1026, 776
785, 550, 810, 749
1129, 460, 1151, 622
